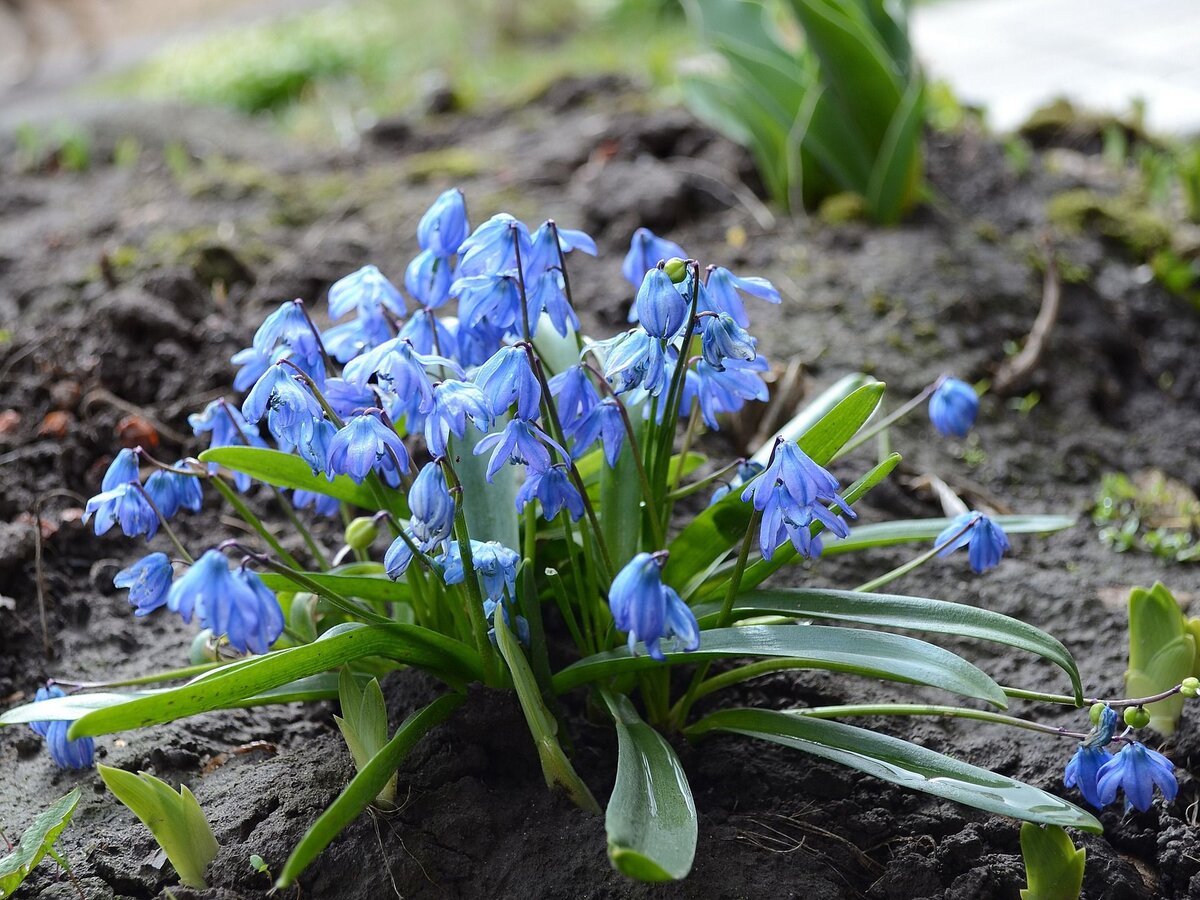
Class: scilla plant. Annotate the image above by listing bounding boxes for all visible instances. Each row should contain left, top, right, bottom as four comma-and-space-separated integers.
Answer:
3, 191, 1190, 887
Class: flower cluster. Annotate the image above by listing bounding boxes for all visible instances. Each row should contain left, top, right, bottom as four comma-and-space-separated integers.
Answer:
1063, 705, 1179, 812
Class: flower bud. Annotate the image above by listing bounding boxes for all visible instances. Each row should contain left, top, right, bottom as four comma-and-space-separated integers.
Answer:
345, 516, 380, 551
190, 629, 218, 664
1181, 677, 1199, 698
1123, 706, 1151, 729
1089, 702, 1107, 725
663, 257, 689, 284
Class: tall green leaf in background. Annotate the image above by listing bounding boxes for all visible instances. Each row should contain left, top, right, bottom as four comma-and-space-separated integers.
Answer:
1126, 582, 1196, 734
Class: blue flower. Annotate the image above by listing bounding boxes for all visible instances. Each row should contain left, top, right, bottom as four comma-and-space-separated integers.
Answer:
409, 462, 455, 549
422, 380, 491, 458
441, 540, 520, 602
526, 220, 597, 277
452, 273, 523, 333
608, 552, 700, 661
342, 338, 461, 412
704, 266, 781, 328
326, 412, 410, 483
417, 188, 470, 258
405, 249, 453, 308
323, 309, 393, 364
548, 365, 600, 429
1064, 745, 1115, 809
700, 313, 756, 370
472, 346, 542, 419
29, 686, 94, 769
114, 552, 174, 616
84, 483, 158, 539
328, 265, 407, 320
709, 461, 766, 506
1097, 742, 1178, 812
166, 551, 282, 655
757, 483, 849, 559
231, 344, 275, 392
1084, 704, 1120, 748
484, 598, 530, 647
451, 318, 506, 367
322, 377, 378, 419
622, 227, 686, 288
189, 399, 268, 491
456, 213, 531, 278
635, 267, 688, 339
567, 397, 625, 467
928, 377, 979, 438
253, 299, 323, 371
601, 330, 667, 396
384, 531, 416, 579
399, 309, 457, 358
144, 464, 202, 520
525, 269, 580, 338
294, 489, 340, 517
101, 447, 140, 489
516, 464, 584, 521
166, 549, 231, 624
683, 357, 769, 430
473, 418, 567, 481
242, 363, 326, 447
936, 512, 1010, 573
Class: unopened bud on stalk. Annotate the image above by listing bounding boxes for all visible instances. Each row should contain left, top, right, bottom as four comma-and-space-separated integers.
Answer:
345, 517, 380, 551
1181, 677, 1200, 698
663, 257, 689, 284
1123, 706, 1151, 729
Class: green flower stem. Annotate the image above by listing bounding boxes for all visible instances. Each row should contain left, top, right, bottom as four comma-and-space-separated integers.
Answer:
853, 515, 977, 593
832, 380, 939, 460
207, 476, 304, 570
560, 514, 599, 654
652, 262, 701, 510
1002, 684, 1185, 709
665, 456, 747, 502
548, 221, 586, 357
274, 489, 331, 571
131, 482, 193, 563
546, 568, 589, 654
54, 661, 224, 689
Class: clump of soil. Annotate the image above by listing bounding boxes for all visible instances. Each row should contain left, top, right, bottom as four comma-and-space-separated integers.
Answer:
2, 79, 1199, 899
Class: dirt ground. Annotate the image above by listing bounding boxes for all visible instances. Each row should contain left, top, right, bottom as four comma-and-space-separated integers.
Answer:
2, 78, 1200, 899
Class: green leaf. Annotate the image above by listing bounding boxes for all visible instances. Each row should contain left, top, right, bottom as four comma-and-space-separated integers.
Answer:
821, 515, 1077, 554
0, 788, 80, 899
97, 766, 218, 889
69, 624, 481, 738
600, 411, 645, 570
1020, 823, 1086, 900
688, 709, 1102, 832
258, 572, 410, 605
665, 378, 884, 595
199, 447, 393, 512
276, 693, 464, 889
555, 624, 1007, 707
334, 671, 395, 805
695, 586, 1082, 702
601, 691, 697, 882
1125, 583, 1194, 734
864, 75, 924, 223
455, 424, 520, 550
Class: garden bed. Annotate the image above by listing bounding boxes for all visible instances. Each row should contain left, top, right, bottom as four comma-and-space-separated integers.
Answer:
2, 79, 1199, 899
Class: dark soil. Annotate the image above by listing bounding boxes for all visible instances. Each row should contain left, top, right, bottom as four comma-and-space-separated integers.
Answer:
2, 77, 1200, 899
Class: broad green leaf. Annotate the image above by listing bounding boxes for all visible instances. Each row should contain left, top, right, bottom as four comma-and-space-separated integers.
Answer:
334, 671, 395, 805
98, 767, 218, 889
1126, 584, 1193, 734
555, 625, 1007, 707
695, 586, 1082, 702
455, 425, 519, 550
601, 412, 645, 570
199, 447, 392, 512
258, 572, 410, 605
0, 788, 80, 899
1020, 823, 1085, 900
602, 691, 697, 882
688, 709, 1101, 832
864, 75, 924, 223
69, 624, 481, 738
276, 693, 463, 889
821, 515, 1077, 554
665, 379, 884, 594
748, 373, 879, 466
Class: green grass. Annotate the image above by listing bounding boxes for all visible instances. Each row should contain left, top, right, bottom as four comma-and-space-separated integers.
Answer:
107, 0, 691, 130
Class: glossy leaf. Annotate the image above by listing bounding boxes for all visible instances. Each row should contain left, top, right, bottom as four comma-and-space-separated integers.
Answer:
694, 586, 1081, 702
0, 788, 80, 898
822, 515, 1077, 555
276, 693, 464, 889
258, 572, 410, 605
199, 447, 387, 511
602, 691, 697, 882
688, 709, 1102, 832
1127, 583, 1193, 735
1020, 823, 1085, 900
555, 625, 1007, 707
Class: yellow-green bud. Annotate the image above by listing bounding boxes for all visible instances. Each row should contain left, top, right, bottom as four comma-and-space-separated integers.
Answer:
1181, 677, 1200, 698
190, 629, 218, 664
1123, 706, 1151, 729
663, 258, 689, 284
345, 517, 379, 551
1089, 702, 1107, 725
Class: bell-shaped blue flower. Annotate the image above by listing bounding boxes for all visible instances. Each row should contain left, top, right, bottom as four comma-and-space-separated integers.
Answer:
189, 399, 268, 492
405, 248, 453, 308
452, 273, 523, 333
102, 448, 140, 490
548, 364, 599, 428
928, 377, 979, 438
685, 357, 769, 430
399, 309, 458, 358
700, 312, 756, 370
622, 227, 686, 288
567, 397, 625, 467
166, 549, 232, 625
417, 188, 470, 258
84, 483, 158, 539
1097, 742, 1178, 812
384, 530, 417, 579
409, 462, 455, 549
1064, 744, 1115, 809
456, 213, 532, 278
242, 363, 326, 447
526, 220, 597, 278
328, 265, 407, 320
220, 567, 286, 656
452, 318, 506, 368
253, 299, 323, 370
602, 330, 667, 396
144, 464, 203, 520
608, 552, 700, 661
474, 418, 566, 481
342, 338, 461, 413
704, 266, 781, 328
422, 380, 491, 458
441, 540, 520, 602
29, 686, 94, 769
231, 344, 275, 392
635, 267, 688, 339
323, 309, 393, 364
472, 346, 542, 419
525, 269, 580, 338
516, 464, 584, 521
114, 552, 174, 616
936, 512, 1011, 573
326, 412, 410, 483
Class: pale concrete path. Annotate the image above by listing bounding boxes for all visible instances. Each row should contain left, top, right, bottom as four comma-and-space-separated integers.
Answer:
912, 0, 1200, 135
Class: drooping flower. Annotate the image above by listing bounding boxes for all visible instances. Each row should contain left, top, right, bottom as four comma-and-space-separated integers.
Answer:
1064, 745, 1115, 809
516, 464, 584, 521
327, 265, 407, 320
622, 227, 686, 288
384, 531, 416, 579
441, 540, 520, 602
188, 399, 268, 491
525, 269, 580, 338
422, 380, 491, 458
409, 462, 455, 549
114, 552, 174, 616
601, 330, 667, 396
166, 551, 283, 655
1096, 742, 1179, 812
452, 317, 507, 368
297, 418, 338, 476
703, 266, 781, 328
29, 686, 94, 769
567, 397, 625, 467
399, 309, 458, 358
607, 552, 700, 661
452, 273, 523, 333
231, 344, 275, 392
253, 300, 323, 372
935, 512, 1010, 574
472, 346, 542, 420
144, 464, 203, 520
241, 363, 326, 447
548, 365, 599, 427
928, 377, 979, 438
526, 220, 597, 278
166, 549, 233, 625
473, 418, 567, 481
323, 309, 393, 364
84, 482, 158, 540
635, 267, 688, 339
709, 461, 766, 506
325, 412, 410, 483
456, 213, 531, 278
685, 357, 769, 430
700, 312, 757, 370
417, 188, 470, 258
405, 249, 453, 308
1084, 704, 1120, 748
342, 337, 461, 411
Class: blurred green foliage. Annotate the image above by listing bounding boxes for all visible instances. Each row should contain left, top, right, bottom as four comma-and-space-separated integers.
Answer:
1094, 470, 1200, 564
